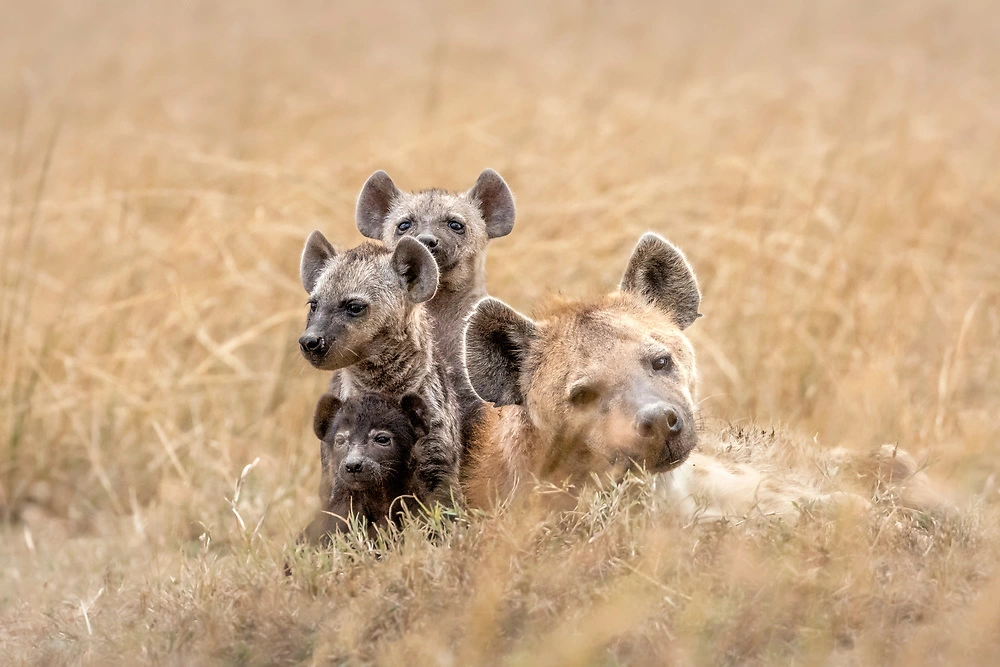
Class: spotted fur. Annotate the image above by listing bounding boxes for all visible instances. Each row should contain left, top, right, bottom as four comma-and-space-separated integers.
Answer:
356, 169, 516, 434
298, 232, 462, 508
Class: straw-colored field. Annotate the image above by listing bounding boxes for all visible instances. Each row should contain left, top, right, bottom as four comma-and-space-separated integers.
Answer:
2, 0, 998, 663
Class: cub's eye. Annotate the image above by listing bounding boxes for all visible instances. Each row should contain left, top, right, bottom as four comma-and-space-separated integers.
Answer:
307, 300, 317, 313
569, 385, 599, 406
373, 434, 391, 446
397, 220, 413, 233
447, 220, 465, 233
651, 355, 673, 372
333, 434, 347, 447
344, 301, 368, 317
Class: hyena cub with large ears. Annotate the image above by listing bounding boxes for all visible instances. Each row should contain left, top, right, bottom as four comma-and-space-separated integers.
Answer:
461, 233, 702, 508
355, 169, 515, 417
299, 392, 428, 545
299, 231, 462, 508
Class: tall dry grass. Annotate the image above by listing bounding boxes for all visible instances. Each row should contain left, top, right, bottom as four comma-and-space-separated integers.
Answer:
1, 0, 998, 664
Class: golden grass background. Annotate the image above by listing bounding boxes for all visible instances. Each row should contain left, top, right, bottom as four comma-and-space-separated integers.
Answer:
1, 0, 998, 663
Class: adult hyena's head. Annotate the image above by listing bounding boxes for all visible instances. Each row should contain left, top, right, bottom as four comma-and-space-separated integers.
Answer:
354, 169, 515, 287
464, 233, 702, 483
298, 231, 438, 371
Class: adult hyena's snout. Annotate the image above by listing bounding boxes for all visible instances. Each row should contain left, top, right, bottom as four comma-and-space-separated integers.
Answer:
634, 402, 685, 439
631, 399, 696, 472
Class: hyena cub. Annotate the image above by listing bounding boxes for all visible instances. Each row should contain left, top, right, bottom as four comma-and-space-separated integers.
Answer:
298, 231, 462, 507
355, 169, 515, 419
299, 392, 428, 545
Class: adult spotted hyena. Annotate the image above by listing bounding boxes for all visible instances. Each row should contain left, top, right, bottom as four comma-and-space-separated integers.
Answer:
355, 169, 515, 423
298, 231, 462, 508
461, 232, 702, 508
462, 232, 947, 517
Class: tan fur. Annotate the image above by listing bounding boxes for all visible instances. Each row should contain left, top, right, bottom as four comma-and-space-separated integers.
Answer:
461, 232, 948, 517
462, 291, 699, 509
658, 425, 953, 522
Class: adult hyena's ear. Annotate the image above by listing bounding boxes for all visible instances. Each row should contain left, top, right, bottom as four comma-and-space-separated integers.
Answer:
620, 232, 702, 329
464, 298, 536, 406
313, 393, 343, 440
468, 169, 516, 239
301, 230, 337, 293
400, 394, 430, 440
392, 236, 439, 304
356, 170, 401, 239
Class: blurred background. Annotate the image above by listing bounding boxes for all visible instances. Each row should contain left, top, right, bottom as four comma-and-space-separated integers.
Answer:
0, 0, 998, 658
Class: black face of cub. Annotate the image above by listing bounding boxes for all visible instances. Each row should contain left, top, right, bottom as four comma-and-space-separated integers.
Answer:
313, 393, 429, 494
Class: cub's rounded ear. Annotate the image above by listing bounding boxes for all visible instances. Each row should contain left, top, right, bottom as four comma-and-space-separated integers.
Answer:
301, 230, 336, 293
468, 169, 515, 239
356, 170, 401, 239
464, 297, 535, 406
620, 232, 702, 329
313, 393, 343, 440
400, 394, 430, 440
392, 236, 439, 304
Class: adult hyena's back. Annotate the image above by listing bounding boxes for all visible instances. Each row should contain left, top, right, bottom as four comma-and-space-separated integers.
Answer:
659, 422, 954, 521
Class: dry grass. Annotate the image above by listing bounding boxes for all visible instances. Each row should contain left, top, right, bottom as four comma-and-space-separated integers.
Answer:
2, 0, 999, 664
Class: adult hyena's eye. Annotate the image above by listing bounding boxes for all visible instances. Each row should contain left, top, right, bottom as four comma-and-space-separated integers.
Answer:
651, 354, 673, 372
307, 300, 317, 313
397, 220, 413, 233
447, 220, 465, 233
569, 384, 600, 407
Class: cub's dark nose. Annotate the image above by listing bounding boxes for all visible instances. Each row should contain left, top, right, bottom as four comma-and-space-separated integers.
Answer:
635, 403, 684, 439
416, 234, 439, 250
298, 333, 325, 355
344, 459, 363, 474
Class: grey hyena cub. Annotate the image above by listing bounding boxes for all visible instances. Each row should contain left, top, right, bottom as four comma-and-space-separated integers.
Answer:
299, 392, 428, 545
355, 169, 515, 421
298, 231, 462, 507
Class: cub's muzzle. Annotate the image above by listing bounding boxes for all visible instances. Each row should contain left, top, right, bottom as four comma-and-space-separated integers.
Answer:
299, 332, 327, 359
416, 234, 439, 250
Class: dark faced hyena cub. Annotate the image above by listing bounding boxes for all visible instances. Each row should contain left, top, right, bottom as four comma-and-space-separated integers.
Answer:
299, 231, 462, 508
355, 169, 515, 421
299, 392, 429, 545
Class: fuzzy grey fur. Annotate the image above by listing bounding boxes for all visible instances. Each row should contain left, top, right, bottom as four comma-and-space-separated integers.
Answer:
298, 231, 462, 507
355, 169, 515, 428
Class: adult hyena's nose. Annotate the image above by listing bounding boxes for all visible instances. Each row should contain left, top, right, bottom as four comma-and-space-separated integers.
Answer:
416, 234, 439, 250
634, 403, 684, 439
298, 333, 326, 355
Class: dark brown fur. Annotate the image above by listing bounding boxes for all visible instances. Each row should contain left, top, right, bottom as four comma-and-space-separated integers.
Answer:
300, 393, 428, 545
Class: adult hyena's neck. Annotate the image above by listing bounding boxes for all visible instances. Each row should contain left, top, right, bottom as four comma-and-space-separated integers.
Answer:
341, 310, 433, 397
464, 405, 541, 508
